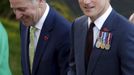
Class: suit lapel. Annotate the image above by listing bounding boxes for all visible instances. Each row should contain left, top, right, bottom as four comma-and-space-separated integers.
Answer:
74, 16, 88, 75
25, 28, 31, 74
20, 23, 31, 75
32, 8, 55, 74
87, 10, 116, 75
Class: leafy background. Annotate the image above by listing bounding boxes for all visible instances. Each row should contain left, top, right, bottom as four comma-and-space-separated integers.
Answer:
0, 0, 134, 75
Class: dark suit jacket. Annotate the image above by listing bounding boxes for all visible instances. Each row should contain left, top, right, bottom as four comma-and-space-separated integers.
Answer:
68, 10, 134, 75
20, 7, 71, 75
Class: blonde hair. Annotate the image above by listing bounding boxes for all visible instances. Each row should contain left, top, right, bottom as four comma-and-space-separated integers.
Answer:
129, 13, 134, 24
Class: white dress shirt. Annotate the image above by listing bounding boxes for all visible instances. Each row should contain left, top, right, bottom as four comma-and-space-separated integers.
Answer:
88, 5, 112, 45
31, 3, 50, 50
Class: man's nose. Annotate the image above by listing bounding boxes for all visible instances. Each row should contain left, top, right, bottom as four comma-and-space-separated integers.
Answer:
14, 10, 23, 20
83, 0, 91, 4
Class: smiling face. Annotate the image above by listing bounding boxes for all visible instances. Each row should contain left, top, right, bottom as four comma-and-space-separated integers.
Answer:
9, 0, 45, 27
79, 0, 110, 21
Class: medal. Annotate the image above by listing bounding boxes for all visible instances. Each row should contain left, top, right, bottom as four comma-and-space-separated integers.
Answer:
95, 31, 102, 48
96, 38, 101, 48
105, 44, 110, 50
100, 42, 105, 49
105, 33, 112, 50
100, 32, 105, 49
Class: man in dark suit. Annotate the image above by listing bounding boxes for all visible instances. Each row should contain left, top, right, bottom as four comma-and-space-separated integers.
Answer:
9, 0, 71, 75
68, 0, 134, 75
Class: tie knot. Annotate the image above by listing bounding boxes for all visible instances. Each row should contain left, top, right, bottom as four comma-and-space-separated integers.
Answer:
90, 23, 95, 29
30, 26, 37, 33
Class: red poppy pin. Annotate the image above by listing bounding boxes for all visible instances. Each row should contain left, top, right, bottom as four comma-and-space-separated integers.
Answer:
102, 27, 109, 32
44, 35, 49, 41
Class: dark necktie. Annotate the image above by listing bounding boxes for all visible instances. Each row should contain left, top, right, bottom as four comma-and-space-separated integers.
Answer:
85, 23, 95, 70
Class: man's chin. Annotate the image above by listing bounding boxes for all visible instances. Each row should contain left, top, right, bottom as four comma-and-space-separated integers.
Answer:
22, 22, 32, 27
84, 12, 94, 17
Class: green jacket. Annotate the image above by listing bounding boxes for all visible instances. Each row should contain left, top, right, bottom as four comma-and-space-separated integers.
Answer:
0, 22, 12, 75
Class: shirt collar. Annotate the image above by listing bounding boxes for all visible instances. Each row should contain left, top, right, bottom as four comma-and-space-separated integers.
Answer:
35, 3, 50, 30
88, 5, 112, 30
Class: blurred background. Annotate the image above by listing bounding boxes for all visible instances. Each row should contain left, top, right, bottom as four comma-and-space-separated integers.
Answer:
0, 0, 134, 75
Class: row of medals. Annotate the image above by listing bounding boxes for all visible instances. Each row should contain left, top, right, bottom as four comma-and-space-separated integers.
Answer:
95, 31, 112, 50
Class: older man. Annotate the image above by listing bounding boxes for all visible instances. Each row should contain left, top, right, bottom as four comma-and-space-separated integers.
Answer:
9, 0, 71, 75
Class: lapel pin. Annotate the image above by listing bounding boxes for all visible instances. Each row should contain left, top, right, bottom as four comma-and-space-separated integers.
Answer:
44, 35, 49, 41
102, 27, 109, 32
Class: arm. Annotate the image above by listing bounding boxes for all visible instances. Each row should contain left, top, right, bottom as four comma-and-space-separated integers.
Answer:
0, 23, 11, 75
56, 31, 70, 75
119, 22, 134, 75
67, 21, 76, 75
67, 47, 76, 75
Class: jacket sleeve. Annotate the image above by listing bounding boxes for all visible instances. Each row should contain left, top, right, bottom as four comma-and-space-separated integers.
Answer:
0, 23, 11, 75
119, 21, 134, 75
67, 21, 76, 75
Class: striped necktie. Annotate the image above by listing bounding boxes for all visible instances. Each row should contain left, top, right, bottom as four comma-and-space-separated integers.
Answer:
29, 26, 36, 72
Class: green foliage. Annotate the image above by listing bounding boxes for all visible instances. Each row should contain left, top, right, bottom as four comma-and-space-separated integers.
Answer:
48, 1, 75, 21
0, 0, 13, 17
0, 18, 22, 75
